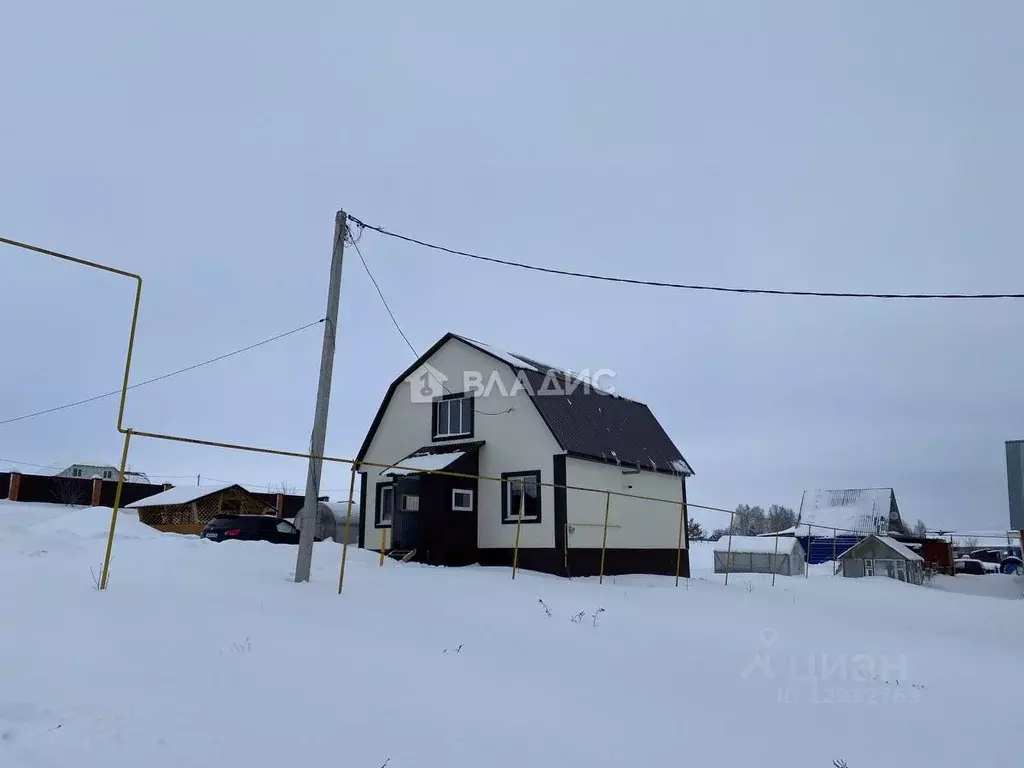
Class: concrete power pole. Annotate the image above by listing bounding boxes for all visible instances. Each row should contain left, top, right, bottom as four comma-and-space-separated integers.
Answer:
294, 210, 347, 583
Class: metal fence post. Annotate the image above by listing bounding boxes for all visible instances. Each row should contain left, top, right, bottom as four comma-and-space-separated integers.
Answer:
674, 501, 686, 587
771, 529, 780, 588
805, 524, 812, 578
512, 479, 525, 579
724, 511, 735, 586
599, 491, 611, 584
832, 527, 838, 574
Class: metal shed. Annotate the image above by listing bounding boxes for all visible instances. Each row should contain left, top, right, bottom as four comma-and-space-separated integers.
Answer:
713, 535, 806, 576
293, 501, 360, 544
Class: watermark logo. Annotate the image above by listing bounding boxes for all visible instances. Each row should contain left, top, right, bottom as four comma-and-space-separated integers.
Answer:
741, 629, 923, 706
407, 363, 448, 403
407, 366, 618, 403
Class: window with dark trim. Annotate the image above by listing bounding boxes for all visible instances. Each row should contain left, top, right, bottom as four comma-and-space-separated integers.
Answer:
375, 483, 395, 527
432, 393, 474, 440
501, 470, 541, 524
401, 494, 419, 512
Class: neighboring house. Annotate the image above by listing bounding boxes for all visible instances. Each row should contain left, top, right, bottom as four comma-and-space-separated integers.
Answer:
713, 535, 806, 576
57, 463, 150, 483
126, 483, 275, 534
355, 333, 694, 577
794, 488, 905, 536
837, 534, 924, 585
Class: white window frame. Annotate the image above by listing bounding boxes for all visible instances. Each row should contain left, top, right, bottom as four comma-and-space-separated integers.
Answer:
103, 470, 113, 480
434, 396, 472, 439
863, 558, 874, 576
401, 494, 419, 512
452, 489, 474, 511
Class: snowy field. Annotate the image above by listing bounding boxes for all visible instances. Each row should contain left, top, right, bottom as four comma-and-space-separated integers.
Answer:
1, 501, 1020, 768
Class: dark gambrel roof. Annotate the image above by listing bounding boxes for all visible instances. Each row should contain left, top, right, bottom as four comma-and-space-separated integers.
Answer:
355, 333, 693, 476
517, 369, 692, 475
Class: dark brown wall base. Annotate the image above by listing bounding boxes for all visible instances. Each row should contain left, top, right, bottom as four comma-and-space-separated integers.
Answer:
476, 548, 690, 579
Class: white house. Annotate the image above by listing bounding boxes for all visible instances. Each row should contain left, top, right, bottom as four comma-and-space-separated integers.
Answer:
354, 333, 694, 577
56, 463, 150, 483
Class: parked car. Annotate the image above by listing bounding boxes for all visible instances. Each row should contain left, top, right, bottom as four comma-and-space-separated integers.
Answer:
969, 548, 1024, 575
954, 558, 987, 575
201, 515, 300, 544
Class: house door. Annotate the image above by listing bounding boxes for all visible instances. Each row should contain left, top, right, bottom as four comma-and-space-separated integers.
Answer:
391, 490, 421, 550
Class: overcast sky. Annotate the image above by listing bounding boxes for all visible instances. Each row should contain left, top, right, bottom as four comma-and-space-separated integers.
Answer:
2, 1, 1021, 533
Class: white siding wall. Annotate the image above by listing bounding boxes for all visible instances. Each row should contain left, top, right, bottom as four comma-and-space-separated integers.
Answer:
360, 338, 561, 550
564, 457, 684, 549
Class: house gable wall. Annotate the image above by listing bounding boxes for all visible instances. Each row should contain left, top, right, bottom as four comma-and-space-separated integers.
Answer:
359, 337, 562, 551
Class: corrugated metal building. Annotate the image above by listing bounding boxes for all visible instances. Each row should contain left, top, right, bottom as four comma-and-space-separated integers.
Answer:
1007, 440, 1024, 531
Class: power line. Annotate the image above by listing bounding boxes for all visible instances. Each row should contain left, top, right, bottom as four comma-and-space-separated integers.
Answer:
0, 318, 325, 427
349, 215, 1024, 300
351, 237, 513, 417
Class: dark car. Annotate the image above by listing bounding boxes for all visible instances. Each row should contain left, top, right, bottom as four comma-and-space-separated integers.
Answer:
954, 558, 987, 576
201, 515, 300, 544
969, 547, 1024, 575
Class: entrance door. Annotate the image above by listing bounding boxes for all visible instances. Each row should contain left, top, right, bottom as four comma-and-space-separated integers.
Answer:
391, 490, 421, 550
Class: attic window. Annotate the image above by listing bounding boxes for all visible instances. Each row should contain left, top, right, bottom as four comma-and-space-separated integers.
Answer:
433, 394, 474, 440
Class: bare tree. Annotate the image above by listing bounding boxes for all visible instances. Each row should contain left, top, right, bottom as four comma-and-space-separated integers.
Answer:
961, 536, 979, 549
766, 504, 797, 532
912, 519, 928, 537
53, 477, 86, 507
279, 481, 296, 496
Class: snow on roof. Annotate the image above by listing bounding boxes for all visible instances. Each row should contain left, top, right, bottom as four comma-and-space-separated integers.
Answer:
454, 334, 630, 400
876, 536, 924, 561
838, 534, 924, 562
126, 484, 234, 508
797, 488, 897, 534
384, 450, 466, 477
453, 335, 540, 372
713, 535, 804, 555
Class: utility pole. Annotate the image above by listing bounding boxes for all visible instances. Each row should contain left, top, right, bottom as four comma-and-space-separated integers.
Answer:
294, 210, 347, 582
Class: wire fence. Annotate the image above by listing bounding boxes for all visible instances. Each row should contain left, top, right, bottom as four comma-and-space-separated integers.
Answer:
76, 425, 990, 595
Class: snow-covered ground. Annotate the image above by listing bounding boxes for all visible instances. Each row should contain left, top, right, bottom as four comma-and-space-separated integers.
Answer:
1, 501, 1021, 767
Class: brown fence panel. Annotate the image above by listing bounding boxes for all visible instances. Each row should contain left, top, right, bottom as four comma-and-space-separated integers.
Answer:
99, 480, 166, 507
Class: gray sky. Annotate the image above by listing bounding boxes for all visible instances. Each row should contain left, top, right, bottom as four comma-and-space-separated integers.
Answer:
2, 1, 1021, 533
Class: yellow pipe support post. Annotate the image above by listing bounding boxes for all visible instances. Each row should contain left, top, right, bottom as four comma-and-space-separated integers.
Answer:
337, 465, 358, 595
0, 237, 144, 592
723, 511, 735, 587
771, 528, 781, 588
674, 501, 686, 587
563, 522, 569, 575
512, 479, 525, 580
598, 491, 611, 585
832, 527, 838, 573
99, 277, 143, 589
99, 429, 132, 590
379, 525, 388, 567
